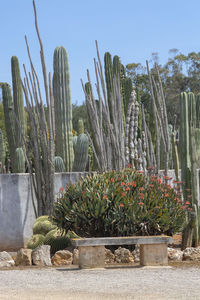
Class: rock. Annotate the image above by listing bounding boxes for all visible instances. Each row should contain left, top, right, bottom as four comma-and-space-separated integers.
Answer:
15, 248, 32, 266
51, 250, 73, 266
105, 248, 115, 264
132, 245, 140, 263
183, 247, 200, 261
168, 247, 183, 261
32, 245, 52, 266
114, 247, 134, 264
73, 249, 79, 265
0, 251, 15, 267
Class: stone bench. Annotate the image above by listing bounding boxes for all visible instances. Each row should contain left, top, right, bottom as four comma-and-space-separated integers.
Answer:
72, 236, 173, 269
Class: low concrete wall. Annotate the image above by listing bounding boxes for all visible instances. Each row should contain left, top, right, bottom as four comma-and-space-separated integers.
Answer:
0, 172, 88, 251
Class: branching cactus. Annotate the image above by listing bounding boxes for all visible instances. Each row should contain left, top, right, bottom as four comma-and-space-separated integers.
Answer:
53, 46, 74, 171
11, 56, 26, 148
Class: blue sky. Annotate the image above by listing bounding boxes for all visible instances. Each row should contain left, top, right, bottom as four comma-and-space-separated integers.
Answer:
1, 0, 200, 104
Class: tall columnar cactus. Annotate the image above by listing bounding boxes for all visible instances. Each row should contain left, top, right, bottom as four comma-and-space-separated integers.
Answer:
54, 156, 65, 172
11, 56, 26, 148
180, 92, 200, 248
2, 83, 16, 164
73, 133, 89, 172
53, 46, 74, 171
0, 130, 5, 171
14, 148, 25, 173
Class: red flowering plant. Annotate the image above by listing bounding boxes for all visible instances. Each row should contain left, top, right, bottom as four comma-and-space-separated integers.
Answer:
52, 169, 186, 237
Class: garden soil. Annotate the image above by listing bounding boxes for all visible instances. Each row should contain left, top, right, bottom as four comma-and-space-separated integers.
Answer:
0, 262, 200, 299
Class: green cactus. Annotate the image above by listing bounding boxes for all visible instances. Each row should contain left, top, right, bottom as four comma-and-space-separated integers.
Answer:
54, 156, 65, 172
14, 148, 25, 173
34, 215, 49, 225
53, 46, 74, 171
33, 220, 56, 235
27, 234, 45, 249
44, 235, 71, 255
73, 136, 78, 152
2, 83, 16, 164
78, 119, 84, 135
0, 130, 5, 170
11, 56, 26, 148
180, 92, 200, 248
73, 133, 89, 172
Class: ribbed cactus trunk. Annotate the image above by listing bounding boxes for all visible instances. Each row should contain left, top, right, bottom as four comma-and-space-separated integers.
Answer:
11, 56, 26, 148
2, 83, 16, 165
53, 46, 74, 171
180, 92, 199, 248
0, 130, 5, 172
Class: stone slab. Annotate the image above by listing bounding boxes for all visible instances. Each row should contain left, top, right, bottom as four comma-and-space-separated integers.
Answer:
140, 244, 168, 266
78, 246, 105, 269
72, 236, 173, 247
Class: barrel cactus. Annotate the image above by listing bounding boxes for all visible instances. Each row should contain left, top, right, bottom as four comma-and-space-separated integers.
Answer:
33, 220, 56, 235
53, 46, 74, 171
27, 234, 45, 249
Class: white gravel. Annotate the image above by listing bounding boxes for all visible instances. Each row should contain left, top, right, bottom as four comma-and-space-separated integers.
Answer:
0, 266, 200, 299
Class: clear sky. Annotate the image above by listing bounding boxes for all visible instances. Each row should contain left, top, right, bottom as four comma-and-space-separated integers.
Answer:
1, 0, 200, 105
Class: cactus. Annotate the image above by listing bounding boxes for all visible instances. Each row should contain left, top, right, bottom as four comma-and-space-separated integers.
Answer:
44, 235, 71, 255
2, 83, 16, 164
180, 92, 200, 248
34, 215, 49, 225
14, 148, 25, 173
0, 130, 5, 170
53, 46, 74, 171
33, 220, 56, 235
11, 56, 26, 148
73, 136, 78, 152
78, 119, 84, 135
73, 133, 89, 172
54, 156, 65, 172
27, 234, 45, 249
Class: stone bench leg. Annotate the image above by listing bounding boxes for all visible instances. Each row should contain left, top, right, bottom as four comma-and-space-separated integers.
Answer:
140, 244, 168, 266
78, 246, 105, 269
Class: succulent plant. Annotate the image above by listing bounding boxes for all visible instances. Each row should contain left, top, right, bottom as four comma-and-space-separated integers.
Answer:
33, 220, 56, 235
14, 147, 25, 173
73, 133, 89, 172
11, 56, 26, 148
27, 234, 45, 249
54, 156, 65, 172
53, 46, 74, 171
0, 130, 5, 170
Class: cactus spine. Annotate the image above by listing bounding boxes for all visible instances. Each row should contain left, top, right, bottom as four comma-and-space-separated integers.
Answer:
53, 46, 74, 171
54, 156, 65, 172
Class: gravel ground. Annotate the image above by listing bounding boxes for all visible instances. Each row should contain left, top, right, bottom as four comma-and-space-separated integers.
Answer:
0, 264, 200, 300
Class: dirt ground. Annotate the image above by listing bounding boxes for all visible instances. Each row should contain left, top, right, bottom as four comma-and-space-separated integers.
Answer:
0, 262, 200, 300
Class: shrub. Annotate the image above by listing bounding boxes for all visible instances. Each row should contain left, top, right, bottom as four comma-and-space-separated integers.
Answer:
52, 169, 188, 237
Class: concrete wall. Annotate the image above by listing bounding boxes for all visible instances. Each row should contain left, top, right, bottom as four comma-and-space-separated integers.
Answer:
0, 172, 88, 251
